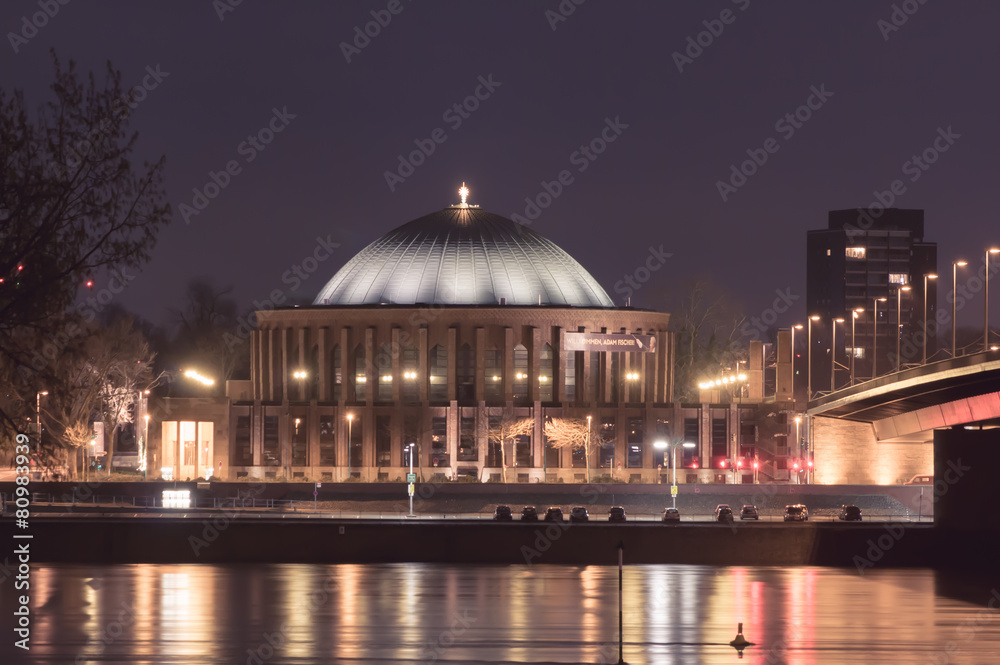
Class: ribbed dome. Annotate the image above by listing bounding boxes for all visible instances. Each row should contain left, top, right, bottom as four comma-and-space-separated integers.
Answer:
313, 207, 614, 307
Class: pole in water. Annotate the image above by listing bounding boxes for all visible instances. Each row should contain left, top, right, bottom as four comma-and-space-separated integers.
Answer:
618, 541, 626, 664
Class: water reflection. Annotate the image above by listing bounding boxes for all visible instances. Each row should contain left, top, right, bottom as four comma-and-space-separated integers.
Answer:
2, 564, 998, 664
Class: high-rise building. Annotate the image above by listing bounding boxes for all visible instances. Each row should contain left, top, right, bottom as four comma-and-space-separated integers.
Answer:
806, 208, 937, 393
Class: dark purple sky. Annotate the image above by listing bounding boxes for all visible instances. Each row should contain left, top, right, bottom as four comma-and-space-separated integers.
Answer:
5, 1, 999, 330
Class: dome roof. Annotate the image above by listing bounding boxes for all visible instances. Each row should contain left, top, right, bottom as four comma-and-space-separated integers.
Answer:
313, 206, 614, 307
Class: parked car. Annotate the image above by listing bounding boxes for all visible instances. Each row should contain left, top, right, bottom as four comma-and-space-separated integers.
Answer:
493, 505, 513, 521
520, 506, 539, 522
662, 507, 680, 523
783, 504, 809, 521
714, 504, 734, 522
544, 507, 565, 522
740, 504, 760, 520
570, 506, 590, 522
904, 474, 933, 485
608, 506, 627, 522
839, 504, 863, 521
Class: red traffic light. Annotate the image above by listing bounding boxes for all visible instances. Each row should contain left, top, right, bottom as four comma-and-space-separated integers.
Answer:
692, 462, 699, 469
807, 460, 814, 469
85, 279, 94, 288
719, 460, 727, 468
736, 459, 744, 469
752, 461, 759, 470
792, 461, 800, 471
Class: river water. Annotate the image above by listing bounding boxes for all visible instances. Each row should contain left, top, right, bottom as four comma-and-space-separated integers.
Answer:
2, 563, 998, 664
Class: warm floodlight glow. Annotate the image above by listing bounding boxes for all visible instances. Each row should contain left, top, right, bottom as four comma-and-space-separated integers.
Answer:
491, 375, 500, 382
381, 375, 392, 382
737, 373, 747, 381
162, 489, 190, 509
459, 182, 469, 206
292, 370, 308, 379
810, 315, 820, 321
955, 260, 968, 267
183, 369, 215, 386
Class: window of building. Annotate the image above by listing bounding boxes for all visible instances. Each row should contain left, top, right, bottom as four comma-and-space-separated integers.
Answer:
514, 431, 532, 468
458, 344, 474, 402
331, 344, 341, 401
564, 351, 577, 403
591, 351, 602, 403
627, 417, 643, 468
600, 416, 616, 468
319, 416, 335, 466
291, 416, 307, 466
234, 415, 251, 466
263, 416, 280, 466
682, 417, 698, 467
377, 344, 393, 401
545, 429, 560, 468
401, 346, 418, 402
459, 416, 477, 461
513, 344, 528, 401
429, 345, 447, 401
376, 415, 391, 466
711, 417, 727, 462
539, 344, 554, 402
348, 416, 362, 470
826, 249, 831, 256
845, 247, 866, 259
431, 416, 448, 467
889, 273, 909, 285
609, 353, 619, 403
353, 345, 366, 401
487, 415, 502, 467
484, 348, 502, 402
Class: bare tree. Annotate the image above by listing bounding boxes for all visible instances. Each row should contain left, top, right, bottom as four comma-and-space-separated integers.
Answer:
544, 416, 597, 482
0, 51, 170, 440
168, 278, 248, 383
485, 409, 533, 483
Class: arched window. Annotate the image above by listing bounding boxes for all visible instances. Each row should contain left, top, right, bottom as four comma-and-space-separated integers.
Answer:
484, 347, 502, 402
401, 346, 419, 402
377, 343, 393, 401
457, 343, 474, 402
331, 344, 341, 401
353, 344, 366, 401
513, 344, 528, 401
539, 343, 553, 402
429, 344, 447, 401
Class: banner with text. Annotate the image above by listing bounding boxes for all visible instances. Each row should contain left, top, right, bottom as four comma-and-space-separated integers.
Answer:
564, 332, 656, 353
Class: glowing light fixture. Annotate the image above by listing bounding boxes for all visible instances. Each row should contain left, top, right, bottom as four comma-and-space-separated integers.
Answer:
183, 369, 215, 386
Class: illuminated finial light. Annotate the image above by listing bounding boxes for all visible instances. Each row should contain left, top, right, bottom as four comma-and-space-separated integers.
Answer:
459, 182, 469, 207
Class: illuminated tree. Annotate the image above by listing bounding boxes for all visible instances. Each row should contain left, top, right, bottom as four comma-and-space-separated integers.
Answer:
544, 417, 597, 483
484, 410, 533, 483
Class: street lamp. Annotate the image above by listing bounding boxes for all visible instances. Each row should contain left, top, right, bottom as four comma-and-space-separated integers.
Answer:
896, 285, 911, 373
872, 298, 887, 379
35, 391, 48, 456
986, 249, 1000, 352
347, 413, 354, 479
655, 440, 696, 510
923, 273, 937, 364
790, 324, 803, 400
806, 316, 820, 400
585, 414, 592, 484
831, 318, 844, 392
406, 442, 416, 517
143, 414, 150, 480
953, 260, 967, 357
850, 309, 864, 385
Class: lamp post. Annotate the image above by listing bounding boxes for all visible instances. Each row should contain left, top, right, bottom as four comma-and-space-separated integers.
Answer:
407, 442, 415, 517
585, 414, 592, 484
143, 414, 150, 480
35, 391, 48, 457
347, 413, 354, 480
896, 285, 911, 372
656, 440, 696, 510
794, 415, 802, 484
986, 249, 1000, 352
953, 260, 967, 357
850, 309, 863, 385
923, 273, 937, 364
872, 297, 887, 379
831, 318, 844, 392
806, 316, 819, 400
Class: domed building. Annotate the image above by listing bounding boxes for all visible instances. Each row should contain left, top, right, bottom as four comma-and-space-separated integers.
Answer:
157, 186, 773, 485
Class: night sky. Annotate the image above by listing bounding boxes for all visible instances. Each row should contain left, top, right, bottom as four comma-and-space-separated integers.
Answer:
4, 1, 999, 329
